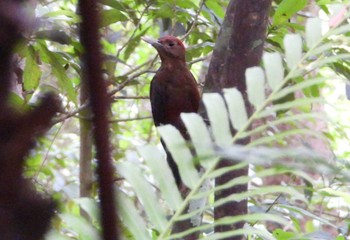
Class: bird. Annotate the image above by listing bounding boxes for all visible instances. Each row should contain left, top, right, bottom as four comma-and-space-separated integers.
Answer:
142, 35, 200, 186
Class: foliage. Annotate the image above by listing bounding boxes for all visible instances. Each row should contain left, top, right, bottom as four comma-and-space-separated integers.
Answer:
13, 0, 350, 239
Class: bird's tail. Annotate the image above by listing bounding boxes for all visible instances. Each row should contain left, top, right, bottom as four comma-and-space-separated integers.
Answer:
161, 139, 181, 186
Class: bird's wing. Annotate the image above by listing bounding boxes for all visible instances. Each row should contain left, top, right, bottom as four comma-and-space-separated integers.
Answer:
190, 73, 200, 109
150, 76, 166, 126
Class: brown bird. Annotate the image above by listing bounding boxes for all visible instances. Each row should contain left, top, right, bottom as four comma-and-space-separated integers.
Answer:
142, 35, 200, 186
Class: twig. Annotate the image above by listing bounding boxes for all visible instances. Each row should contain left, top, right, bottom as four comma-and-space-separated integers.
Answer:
116, 58, 154, 81
52, 102, 89, 124
109, 116, 151, 123
188, 55, 211, 66
182, 0, 205, 40
108, 68, 155, 96
115, 2, 152, 60
113, 96, 149, 100
34, 121, 65, 181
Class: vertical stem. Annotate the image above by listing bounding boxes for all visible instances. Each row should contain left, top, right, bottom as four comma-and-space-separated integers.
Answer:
79, 82, 93, 217
77, 1, 118, 239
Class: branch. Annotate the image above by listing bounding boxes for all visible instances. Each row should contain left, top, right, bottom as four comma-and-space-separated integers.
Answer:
112, 96, 149, 100
109, 116, 151, 123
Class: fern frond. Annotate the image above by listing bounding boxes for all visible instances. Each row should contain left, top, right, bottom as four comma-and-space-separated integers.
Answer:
117, 15, 350, 240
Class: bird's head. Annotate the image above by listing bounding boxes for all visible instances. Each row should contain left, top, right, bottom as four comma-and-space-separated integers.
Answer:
142, 35, 186, 62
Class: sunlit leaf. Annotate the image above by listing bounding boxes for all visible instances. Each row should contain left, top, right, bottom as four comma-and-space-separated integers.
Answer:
37, 41, 77, 103
273, 0, 307, 25
246, 66, 266, 109
158, 125, 200, 189
59, 213, 101, 240
116, 162, 167, 231
74, 198, 100, 225
116, 190, 150, 240
202, 93, 232, 147
101, 9, 128, 27
24, 46, 41, 91
205, 0, 225, 19
306, 18, 322, 49
180, 113, 216, 169
138, 145, 183, 210
284, 34, 303, 69
263, 52, 284, 90
223, 88, 248, 131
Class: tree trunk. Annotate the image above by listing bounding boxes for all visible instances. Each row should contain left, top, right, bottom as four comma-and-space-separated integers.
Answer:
201, 0, 272, 238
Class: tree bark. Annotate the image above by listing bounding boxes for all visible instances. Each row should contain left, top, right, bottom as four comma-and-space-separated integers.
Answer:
201, 0, 272, 238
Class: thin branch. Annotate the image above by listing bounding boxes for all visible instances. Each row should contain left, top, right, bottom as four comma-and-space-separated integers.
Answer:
109, 116, 151, 123
113, 96, 149, 100
108, 68, 155, 96
34, 122, 65, 181
115, 2, 152, 60
53, 94, 150, 124
52, 102, 89, 124
188, 55, 211, 66
182, 0, 205, 40
116, 58, 154, 81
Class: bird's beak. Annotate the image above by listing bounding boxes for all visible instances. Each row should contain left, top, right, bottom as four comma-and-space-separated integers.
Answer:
141, 36, 163, 49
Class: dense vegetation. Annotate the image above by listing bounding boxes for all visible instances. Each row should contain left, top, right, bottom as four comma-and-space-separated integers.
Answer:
8, 0, 350, 239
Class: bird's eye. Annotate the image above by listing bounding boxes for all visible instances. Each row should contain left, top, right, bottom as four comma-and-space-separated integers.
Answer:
168, 42, 175, 47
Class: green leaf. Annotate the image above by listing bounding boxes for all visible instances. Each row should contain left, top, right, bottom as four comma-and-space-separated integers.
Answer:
74, 198, 100, 225
7, 92, 28, 112
319, 188, 350, 204
24, 46, 41, 91
273, 229, 297, 240
42, 10, 80, 23
180, 113, 216, 169
171, 213, 287, 240
263, 52, 284, 90
223, 88, 248, 131
273, 0, 308, 25
278, 204, 340, 229
45, 230, 71, 240
101, 9, 128, 27
36, 30, 71, 45
101, 0, 138, 24
59, 213, 101, 240
116, 162, 168, 231
138, 145, 183, 210
258, 97, 324, 118
272, 77, 326, 101
336, 236, 346, 240
202, 93, 232, 147
205, 0, 225, 19
306, 18, 322, 49
123, 28, 150, 61
240, 113, 325, 139
116, 190, 150, 240
284, 34, 302, 69
37, 42, 76, 103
